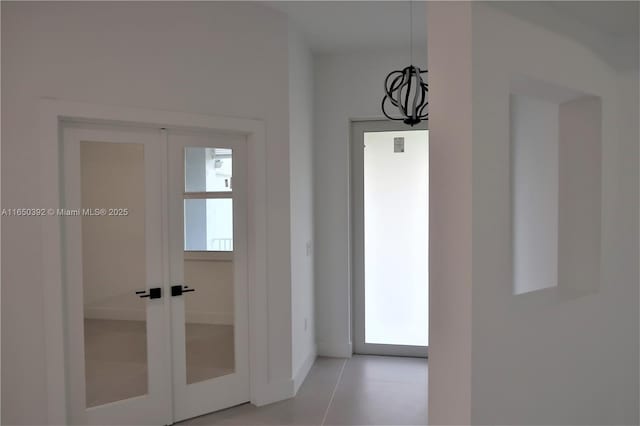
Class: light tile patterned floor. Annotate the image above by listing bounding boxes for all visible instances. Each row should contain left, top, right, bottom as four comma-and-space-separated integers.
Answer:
180, 355, 428, 426
85, 319, 427, 425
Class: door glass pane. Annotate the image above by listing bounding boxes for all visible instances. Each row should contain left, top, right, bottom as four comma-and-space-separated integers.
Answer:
80, 141, 148, 407
184, 199, 233, 251
364, 130, 429, 346
185, 147, 233, 192
183, 146, 235, 385
183, 255, 235, 384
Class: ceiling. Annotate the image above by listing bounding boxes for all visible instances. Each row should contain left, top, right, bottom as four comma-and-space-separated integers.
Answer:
547, 1, 639, 39
268, 1, 427, 54
267, 1, 638, 61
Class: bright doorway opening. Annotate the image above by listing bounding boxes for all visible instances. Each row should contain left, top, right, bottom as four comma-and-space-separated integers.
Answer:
352, 120, 429, 357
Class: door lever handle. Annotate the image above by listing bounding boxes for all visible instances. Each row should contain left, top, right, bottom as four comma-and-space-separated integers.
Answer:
135, 288, 162, 299
171, 284, 195, 297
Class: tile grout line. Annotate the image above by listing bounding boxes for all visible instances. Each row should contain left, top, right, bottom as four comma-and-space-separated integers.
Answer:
320, 358, 348, 426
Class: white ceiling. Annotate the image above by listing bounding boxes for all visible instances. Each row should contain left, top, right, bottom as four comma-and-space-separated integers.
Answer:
268, 1, 427, 54
493, 1, 638, 69
547, 1, 639, 39
267, 1, 638, 61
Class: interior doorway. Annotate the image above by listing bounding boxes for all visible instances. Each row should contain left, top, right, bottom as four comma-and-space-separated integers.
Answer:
61, 122, 249, 425
351, 120, 429, 357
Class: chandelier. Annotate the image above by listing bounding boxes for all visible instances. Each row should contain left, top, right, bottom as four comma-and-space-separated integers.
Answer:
381, 1, 428, 126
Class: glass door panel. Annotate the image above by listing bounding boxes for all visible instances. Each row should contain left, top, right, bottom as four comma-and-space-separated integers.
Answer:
183, 148, 235, 385
363, 130, 429, 347
184, 199, 233, 252
185, 147, 233, 192
183, 257, 235, 384
80, 141, 149, 407
351, 120, 429, 357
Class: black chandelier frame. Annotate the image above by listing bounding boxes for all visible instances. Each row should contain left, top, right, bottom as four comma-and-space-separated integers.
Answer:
381, 0, 429, 127
381, 65, 429, 126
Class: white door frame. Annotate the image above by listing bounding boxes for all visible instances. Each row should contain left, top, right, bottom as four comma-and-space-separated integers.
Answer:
40, 99, 269, 425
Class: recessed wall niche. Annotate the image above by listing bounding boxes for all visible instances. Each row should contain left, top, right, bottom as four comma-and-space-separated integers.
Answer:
510, 76, 601, 297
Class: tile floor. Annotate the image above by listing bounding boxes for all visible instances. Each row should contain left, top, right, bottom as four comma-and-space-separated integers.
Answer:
85, 319, 427, 425
180, 355, 428, 426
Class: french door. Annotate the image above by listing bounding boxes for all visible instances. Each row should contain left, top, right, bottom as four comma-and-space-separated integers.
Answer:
62, 123, 249, 425
167, 130, 249, 421
351, 120, 429, 357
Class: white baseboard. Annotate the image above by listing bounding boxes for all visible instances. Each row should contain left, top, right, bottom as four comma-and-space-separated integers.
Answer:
317, 339, 353, 358
85, 307, 233, 325
293, 344, 317, 394
252, 379, 295, 406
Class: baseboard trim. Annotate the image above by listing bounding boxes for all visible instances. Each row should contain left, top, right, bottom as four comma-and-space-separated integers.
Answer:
317, 340, 353, 358
252, 379, 295, 406
293, 345, 317, 394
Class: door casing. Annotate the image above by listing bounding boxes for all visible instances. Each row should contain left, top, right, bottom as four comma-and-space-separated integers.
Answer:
40, 99, 270, 425
62, 124, 250, 424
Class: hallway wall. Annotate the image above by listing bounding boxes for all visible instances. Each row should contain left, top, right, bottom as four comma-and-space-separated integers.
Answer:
469, 4, 639, 424
288, 24, 317, 390
425, 5, 474, 423
313, 48, 427, 357
427, 3, 639, 424
1, 2, 293, 424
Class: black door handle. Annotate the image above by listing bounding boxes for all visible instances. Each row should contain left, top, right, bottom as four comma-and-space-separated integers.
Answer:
135, 287, 162, 299
171, 285, 195, 297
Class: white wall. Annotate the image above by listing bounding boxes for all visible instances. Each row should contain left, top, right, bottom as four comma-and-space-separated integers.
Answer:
287, 25, 316, 391
1, 3, 293, 424
470, 4, 638, 424
425, 4, 473, 423
314, 47, 427, 357
510, 95, 559, 295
